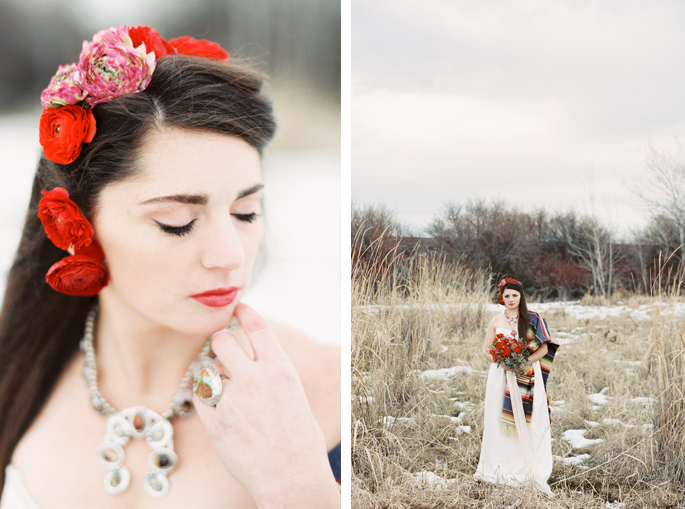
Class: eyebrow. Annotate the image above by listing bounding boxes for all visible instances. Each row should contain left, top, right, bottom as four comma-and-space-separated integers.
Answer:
140, 184, 264, 206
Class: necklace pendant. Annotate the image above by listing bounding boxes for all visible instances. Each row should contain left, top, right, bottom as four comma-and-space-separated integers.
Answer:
98, 406, 177, 497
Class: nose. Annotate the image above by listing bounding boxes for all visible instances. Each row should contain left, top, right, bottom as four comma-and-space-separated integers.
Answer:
200, 215, 245, 270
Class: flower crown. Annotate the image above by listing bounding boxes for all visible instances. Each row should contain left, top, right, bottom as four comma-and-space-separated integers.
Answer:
39, 25, 230, 165
497, 278, 521, 305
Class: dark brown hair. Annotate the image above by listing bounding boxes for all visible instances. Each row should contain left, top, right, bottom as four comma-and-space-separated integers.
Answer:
501, 279, 531, 340
0, 56, 276, 494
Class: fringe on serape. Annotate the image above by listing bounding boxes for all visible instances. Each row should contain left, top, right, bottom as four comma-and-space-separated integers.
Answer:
501, 311, 559, 432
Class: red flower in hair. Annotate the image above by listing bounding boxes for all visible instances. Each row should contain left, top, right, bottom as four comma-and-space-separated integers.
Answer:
498, 294, 504, 305
38, 188, 94, 251
128, 25, 173, 59
39, 105, 96, 165
168, 36, 230, 61
46, 255, 109, 296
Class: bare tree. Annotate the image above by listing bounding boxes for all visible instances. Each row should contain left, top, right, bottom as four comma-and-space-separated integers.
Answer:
568, 216, 615, 298
633, 142, 685, 259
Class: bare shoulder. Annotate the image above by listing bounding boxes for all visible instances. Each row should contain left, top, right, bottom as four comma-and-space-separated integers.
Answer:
487, 314, 501, 329
267, 320, 341, 448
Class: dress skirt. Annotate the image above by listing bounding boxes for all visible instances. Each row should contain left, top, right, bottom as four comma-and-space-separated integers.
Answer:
474, 360, 553, 496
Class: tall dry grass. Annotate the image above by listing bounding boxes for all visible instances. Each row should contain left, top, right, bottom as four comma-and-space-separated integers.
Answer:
352, 227, 490, 495
649, 254, 685, 489
351, 226, 685, 508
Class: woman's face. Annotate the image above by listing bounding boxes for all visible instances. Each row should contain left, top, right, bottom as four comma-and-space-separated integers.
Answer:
502, 288, 521, 310
93, 128, 263, 336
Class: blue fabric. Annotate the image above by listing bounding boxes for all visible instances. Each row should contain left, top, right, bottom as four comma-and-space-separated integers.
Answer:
327, 442, 341, 481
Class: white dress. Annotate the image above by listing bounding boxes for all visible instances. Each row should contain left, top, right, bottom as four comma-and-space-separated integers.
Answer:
474, 327, 554, 496
0, 465, 38, 509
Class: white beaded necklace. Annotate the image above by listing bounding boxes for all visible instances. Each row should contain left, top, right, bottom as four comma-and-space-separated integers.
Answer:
80, 305, 213, 498
504, 308, 518, 328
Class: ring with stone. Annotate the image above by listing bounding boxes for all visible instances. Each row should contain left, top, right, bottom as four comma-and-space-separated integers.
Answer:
193, 365, 227, 406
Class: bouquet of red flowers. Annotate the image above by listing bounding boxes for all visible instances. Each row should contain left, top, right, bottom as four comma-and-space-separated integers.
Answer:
490, 330, 531, 376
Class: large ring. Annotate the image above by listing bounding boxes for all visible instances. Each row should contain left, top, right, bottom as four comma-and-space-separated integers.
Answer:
193, 365, 226, 406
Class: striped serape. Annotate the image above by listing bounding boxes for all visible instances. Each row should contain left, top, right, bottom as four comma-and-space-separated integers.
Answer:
501, 311, 559, 429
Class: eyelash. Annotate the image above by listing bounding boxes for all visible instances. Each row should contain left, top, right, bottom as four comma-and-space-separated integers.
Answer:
156, 213, 260, 237
234, 213, 259, 223
157, 219, 196, 237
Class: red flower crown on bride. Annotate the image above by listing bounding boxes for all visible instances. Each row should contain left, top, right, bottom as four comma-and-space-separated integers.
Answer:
37, 26, 229, 295
497, 277, 521, 306
39, 25, 229, 165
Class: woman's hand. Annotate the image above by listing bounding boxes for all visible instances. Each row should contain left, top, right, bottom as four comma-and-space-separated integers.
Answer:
193, 303, 340, 508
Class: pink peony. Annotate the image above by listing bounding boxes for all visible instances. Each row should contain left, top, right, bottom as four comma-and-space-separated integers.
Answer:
40, 63, 87, 108
78, 25, 156, 106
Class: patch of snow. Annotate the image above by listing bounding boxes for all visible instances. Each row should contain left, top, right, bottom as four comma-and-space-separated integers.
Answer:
562, 429, 604, 448
440, 346, 448, 353
355, 396, 375, 403
452, 400, 476, 410
614, 360, 642, 366
550, 400, 565, 415
629, 397, 654, 405
413, 470, 457, 487
553, 453, 591, 465
448, 426, 472, 436
419, 365, 474, 379
585, 419, 599, 427
602, 418, 636, 428
554, 332, 579, 346
432, 413, 465, 424
588, 387, 610, 406
605, 502, 625, 508
381, 416, 411, 427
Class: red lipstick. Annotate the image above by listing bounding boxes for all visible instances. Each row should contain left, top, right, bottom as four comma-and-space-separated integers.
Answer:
191, 287, 239, 308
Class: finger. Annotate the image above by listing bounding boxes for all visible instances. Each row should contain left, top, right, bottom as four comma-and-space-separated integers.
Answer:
211, 330, 252, 373
233, 303, 285, 363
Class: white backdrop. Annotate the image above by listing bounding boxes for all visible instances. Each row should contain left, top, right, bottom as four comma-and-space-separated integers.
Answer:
0, 113, 340, 345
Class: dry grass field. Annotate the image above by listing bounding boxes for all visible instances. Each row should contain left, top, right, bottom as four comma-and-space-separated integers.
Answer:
351, 244, 685, 508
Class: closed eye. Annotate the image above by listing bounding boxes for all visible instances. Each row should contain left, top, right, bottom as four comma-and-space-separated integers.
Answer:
156, 219, 196, 237
233, 213, 260, 223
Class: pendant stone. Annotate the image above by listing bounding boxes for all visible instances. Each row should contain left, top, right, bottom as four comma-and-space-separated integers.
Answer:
99, 406, 176, 497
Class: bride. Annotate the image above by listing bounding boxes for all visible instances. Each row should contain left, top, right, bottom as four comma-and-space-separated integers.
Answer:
0, 26, 340, 508
474, 278, 559, 496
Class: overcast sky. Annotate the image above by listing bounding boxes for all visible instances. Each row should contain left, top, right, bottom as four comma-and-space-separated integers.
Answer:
352, 0, 685, 238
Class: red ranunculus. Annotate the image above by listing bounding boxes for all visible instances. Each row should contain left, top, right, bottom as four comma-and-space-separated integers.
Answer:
39, 105, 97, 165
75, 240, 105, 260
514, 346, 521, 353
496, 342, 503, 349
128, 25, 172, 59
503, 347, 511, 356
38, 188, 94, 251
496, 333, 504, 338
168, 36, 230, 61
46, 255, 108, 296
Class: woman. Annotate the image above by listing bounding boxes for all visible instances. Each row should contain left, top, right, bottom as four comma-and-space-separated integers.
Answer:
474, 278, 558, 496
0, 26, 340, 508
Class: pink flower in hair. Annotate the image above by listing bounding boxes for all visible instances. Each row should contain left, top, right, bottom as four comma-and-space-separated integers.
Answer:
499, 279, 507, 287
40, 63, 87, 108
78, 25, 156, 106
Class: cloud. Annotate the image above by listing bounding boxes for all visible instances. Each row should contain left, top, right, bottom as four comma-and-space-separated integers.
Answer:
353, 0, 685, 233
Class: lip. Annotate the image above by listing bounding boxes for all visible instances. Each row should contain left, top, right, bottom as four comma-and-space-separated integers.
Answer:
191, 287, 239, 308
